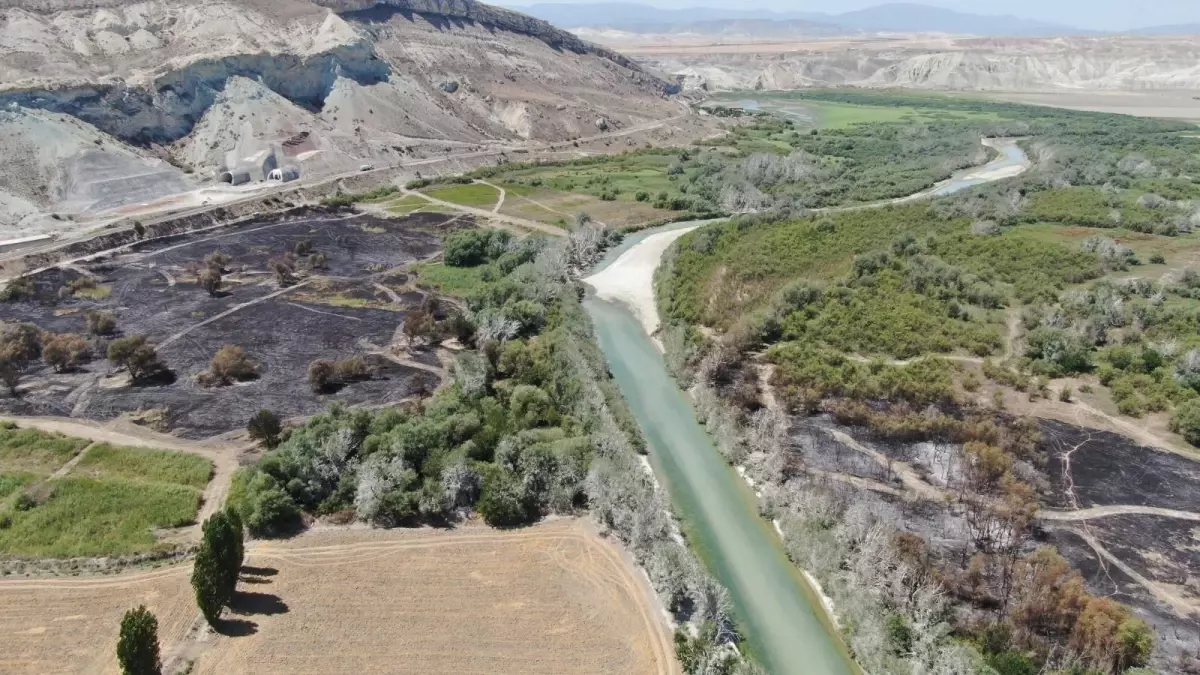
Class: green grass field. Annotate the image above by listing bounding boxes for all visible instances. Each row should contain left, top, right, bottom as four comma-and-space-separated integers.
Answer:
0, 427, 212, 557
424, 183, 501, 209
0, 425, 89, 475
0, 477, 201, 557
412, 262, 490, 296
73, 443, 213, 490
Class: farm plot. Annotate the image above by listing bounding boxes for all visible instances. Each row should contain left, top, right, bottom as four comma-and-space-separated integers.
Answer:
0, 210, 462, 438
0, 425, 212, 557
498, 184, 678, 228
0, 519, 679, 675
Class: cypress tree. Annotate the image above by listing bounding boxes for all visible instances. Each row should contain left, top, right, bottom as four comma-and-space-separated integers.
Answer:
116, 605, 161, 675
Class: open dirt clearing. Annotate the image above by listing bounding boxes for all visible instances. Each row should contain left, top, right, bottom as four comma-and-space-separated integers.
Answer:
0, 519, 679, 675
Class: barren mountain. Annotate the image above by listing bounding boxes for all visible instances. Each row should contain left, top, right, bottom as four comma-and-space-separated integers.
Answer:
0, 0, 677, 234
617, 35, 1200, 93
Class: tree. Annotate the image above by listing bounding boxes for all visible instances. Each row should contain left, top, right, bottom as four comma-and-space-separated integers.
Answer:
107, 336, 165, 382
86, 310, 117, 336
208, 345, 258, 385
269, 254, 296, 286
0, 322, 43, 363
203, 250, 231, 272
402, 310, 436, 345
192, 510, 243, 626
247, 410, 282, 448
307, 359, 336, 393
198, 268, 222, 296
336, 356, 370, 382
191, 544, 226, 626
132, 221, 146, 240
0, 349, 23, 396
116, 605, 161, 675
444, 229, 511, 267
42, 334, 89, 372
475, 466, 529, 527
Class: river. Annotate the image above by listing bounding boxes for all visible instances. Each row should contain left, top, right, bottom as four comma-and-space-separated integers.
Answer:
582, 141, 1030, 674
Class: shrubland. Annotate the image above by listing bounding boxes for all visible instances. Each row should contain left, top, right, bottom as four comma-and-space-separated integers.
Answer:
650, 91, 1184, 673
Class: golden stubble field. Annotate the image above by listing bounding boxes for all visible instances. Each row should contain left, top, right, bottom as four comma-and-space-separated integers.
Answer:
0, 518, 679, 675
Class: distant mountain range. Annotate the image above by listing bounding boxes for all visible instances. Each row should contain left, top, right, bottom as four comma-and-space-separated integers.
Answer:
511, 2, 1200, 37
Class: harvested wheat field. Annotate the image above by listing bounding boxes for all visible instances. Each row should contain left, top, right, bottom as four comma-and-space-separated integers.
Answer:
0, 518, 679, 675
0, 565, 198, 674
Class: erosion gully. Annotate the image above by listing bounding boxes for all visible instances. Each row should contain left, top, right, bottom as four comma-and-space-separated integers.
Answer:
582, 142, 1029, 674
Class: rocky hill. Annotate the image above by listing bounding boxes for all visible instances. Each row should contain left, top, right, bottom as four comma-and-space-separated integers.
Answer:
0, 0, 677, 234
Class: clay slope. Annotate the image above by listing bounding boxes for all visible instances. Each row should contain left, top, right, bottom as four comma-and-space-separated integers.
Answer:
0, 0, 676, 229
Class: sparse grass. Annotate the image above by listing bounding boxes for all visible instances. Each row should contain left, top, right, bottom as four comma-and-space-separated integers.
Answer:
424, 183, 500, 209
0, 425, 90, 476
382, 194, 433, 215
0, 477, 201, 557
72, 443, 213, 490
73, 284, 112, 300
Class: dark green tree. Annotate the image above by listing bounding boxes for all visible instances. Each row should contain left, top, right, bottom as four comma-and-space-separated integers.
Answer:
201, 510, 243, 599
191, 545, 226, 626
191, 509, 244, 625
116, 605, 161, 675
247, 409, 283, 448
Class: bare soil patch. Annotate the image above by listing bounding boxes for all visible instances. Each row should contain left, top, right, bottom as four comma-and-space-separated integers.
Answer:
0, 519, 679, 675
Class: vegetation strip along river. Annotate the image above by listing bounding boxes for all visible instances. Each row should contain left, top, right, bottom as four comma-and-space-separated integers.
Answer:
581, 140, 1030, 674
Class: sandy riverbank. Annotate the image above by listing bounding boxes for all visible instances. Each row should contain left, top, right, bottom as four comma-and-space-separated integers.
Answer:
584, 225, 701, 337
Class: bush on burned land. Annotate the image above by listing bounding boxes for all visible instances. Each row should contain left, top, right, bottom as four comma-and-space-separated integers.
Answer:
107, 336, 165, 382
42, 334, 90, 372
86, 310, 117, 336
247, 410, 283, 448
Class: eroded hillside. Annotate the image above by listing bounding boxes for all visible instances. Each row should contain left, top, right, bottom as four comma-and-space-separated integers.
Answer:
0, 0, 679, 233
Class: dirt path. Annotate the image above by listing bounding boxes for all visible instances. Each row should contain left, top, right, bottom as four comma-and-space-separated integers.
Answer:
1044, 383, 1197, 460
474, 179, 507, 214
48, 441, 96, 480
1038, 504, 1200, 522
0, 414, 245, 533
157, 280, 311, 349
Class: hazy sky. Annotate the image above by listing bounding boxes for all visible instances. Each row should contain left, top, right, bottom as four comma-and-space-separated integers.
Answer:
494, 0, 1200, 31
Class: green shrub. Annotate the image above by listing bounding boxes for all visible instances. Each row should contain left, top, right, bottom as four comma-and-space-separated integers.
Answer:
1170, 399, 1200, 446
444, 229, 512, 267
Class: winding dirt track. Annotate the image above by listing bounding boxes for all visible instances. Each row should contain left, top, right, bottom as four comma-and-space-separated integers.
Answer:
0, 520, 679, 675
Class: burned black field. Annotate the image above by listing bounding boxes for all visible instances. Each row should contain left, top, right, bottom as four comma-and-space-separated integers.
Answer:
0, 209, 468, 438
1040, 419, 1200, 512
